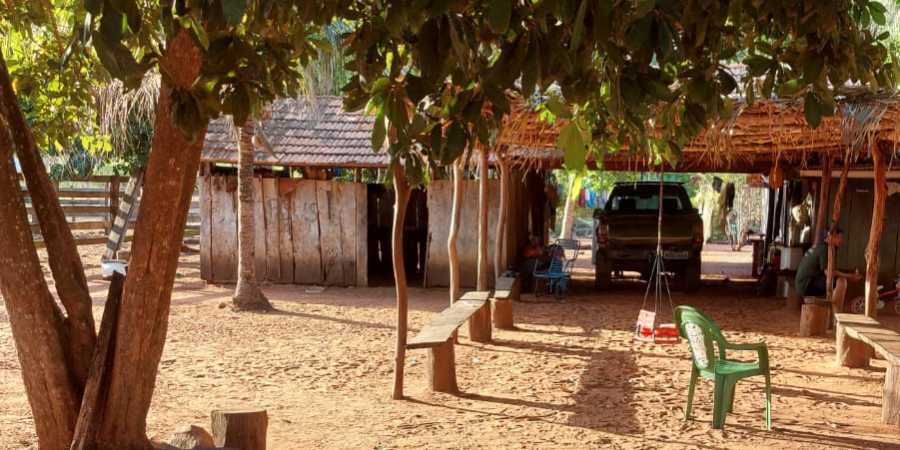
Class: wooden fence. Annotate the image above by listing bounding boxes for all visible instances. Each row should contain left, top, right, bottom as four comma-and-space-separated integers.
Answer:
20, 174, 200, 249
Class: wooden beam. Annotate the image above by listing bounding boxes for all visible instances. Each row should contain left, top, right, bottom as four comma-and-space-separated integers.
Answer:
865, 146, 888, 318
812, 156, 832, 246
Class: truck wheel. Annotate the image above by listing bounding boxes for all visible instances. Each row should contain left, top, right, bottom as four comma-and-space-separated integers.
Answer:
595, 257, 612, 290
682, 258, 701, 292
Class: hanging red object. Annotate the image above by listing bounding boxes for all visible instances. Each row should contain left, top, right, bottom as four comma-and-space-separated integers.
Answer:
632, 174, 681, 346
653, 323, 680, 344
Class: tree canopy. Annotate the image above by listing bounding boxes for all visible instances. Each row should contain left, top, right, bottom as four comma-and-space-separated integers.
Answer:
340, 0, 898, 176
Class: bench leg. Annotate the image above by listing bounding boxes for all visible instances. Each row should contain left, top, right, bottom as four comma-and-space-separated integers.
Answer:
492, 298, 514, 330
428, 340, 458, 394
836, 324, 873, 368
884, 365, 900, 426
468, 303, 492, 343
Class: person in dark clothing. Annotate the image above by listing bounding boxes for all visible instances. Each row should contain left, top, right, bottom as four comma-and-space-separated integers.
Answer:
795, 228, 860, 298
519, 235, 544, 291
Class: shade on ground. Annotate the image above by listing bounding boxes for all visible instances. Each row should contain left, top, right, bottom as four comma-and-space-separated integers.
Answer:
1, 244, 899, 449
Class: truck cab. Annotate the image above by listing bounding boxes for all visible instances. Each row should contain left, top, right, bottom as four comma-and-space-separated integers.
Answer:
593, 182, 704, 291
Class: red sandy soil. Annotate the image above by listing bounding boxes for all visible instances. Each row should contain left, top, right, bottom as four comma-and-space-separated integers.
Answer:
2, 243, 899, 449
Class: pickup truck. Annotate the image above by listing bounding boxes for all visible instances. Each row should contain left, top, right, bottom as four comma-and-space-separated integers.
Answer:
593, 182, 704, 291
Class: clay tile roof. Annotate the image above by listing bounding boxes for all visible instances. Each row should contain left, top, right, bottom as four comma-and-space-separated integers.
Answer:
202, 96, 388, 168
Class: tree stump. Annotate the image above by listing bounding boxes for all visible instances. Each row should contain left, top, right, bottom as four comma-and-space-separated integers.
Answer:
800, 302, 828, 337
428, 340, 458, 393
211, 409, 268, 450
835, 324, 872, 368
492, 298, 514, 330
786, 289, 802, 311
168, 425, 215, 449
884, 365, 900, 425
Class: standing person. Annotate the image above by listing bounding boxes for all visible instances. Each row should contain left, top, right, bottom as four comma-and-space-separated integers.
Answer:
726, 207, 739, 251
795, 228, 861, 309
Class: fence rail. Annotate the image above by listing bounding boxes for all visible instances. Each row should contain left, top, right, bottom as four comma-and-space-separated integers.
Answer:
19, 174, 200, 249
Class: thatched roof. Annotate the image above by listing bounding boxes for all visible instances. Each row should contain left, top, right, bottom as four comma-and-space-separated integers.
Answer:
202, 96, 388, 168
498, 95, 900, 173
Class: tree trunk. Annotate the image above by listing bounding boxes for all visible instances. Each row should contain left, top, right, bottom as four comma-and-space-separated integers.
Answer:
559, 173, 577, 240
826, 157, 851, 308
0, 50, 95, 392
447, 159, 463, 305
812, 156, 832, 246
391, 162, 411, 400
469, 147, 492, 343
0, 112, 79, 450
232, 121, 272, 311
71, 273, 124, 450
92, 30, 206, 449
493, 156, 509, 278
865, 146, 887, 319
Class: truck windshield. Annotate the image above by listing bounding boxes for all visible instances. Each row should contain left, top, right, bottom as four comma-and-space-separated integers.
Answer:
606, 187, 686, 213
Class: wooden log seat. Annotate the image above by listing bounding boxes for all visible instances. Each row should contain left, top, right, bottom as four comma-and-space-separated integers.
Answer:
800, 298, 829, 337
492, 276, 520, 330
406, 291, 490, 393
834, 313, 900, 425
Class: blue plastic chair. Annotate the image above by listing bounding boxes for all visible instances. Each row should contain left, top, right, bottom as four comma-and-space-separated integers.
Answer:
534, 248, 571, 298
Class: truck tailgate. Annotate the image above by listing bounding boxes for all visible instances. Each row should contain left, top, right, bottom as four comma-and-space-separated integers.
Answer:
605, 214, 696, 246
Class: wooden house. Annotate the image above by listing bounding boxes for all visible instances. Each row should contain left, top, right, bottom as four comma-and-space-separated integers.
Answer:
198, 96, 547, 288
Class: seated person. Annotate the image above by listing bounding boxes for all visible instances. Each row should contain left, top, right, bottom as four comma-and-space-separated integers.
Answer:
519, 236, 544, 290
795, 228, 860, 309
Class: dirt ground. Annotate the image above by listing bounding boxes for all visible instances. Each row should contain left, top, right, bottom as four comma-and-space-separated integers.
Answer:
2, 243, 900, 449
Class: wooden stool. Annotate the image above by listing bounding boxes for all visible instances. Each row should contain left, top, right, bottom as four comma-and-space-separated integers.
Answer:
800, 298, 829, 337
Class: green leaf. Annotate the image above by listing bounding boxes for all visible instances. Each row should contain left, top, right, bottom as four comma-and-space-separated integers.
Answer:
744, 55, 772, 77
804, 92, 822, 128
372, 111, 386, 151
487, 0, 512, 33
445, 121, 466, 164
558, 122, 587, 170
222, 0, 248, 26
803, 55, 825, 83
230, 84, 251, 126
545, 92, 571, 119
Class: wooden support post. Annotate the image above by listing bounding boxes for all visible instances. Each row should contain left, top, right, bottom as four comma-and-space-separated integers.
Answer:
210, 409, 268, 450
428, 340, 458, 393
884, 365, 900, 425
827, 157, 851, 309
391, 163, 411, 400
835, 323, 872, 368
812, 156, 832, 246
492, 298, 514, 330
469, 147, 492, 343
494, 155, 509, 279
865, 146, 887, 318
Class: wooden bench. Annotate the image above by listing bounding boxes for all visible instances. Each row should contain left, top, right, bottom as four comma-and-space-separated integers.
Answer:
835, 313, 900, 425
492, 276, 519, 330
407, 291, 490, 393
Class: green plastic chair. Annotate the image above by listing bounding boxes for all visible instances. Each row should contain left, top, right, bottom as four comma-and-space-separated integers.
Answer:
674, 305, 772, 430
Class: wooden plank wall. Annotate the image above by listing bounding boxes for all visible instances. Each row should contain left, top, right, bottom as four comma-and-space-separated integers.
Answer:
829, 178, 900, 281
200, 175, 368, 286
426, 178, 527, 288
